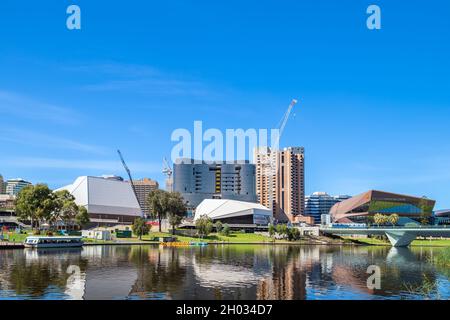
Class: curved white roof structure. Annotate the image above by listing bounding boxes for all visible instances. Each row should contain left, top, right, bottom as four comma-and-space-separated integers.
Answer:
194, 199, 272, 222
57, 176, 141, 217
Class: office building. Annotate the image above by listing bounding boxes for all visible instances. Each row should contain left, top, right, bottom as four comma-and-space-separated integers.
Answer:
305, 192, 351, 223
173, 159, 257, 209
132, 178, 159, 217
57, 176, 142, 225
254, 147, 306, 223
0, 174, 5, 194
329, 190, 436, 225
5, 178, 32, 196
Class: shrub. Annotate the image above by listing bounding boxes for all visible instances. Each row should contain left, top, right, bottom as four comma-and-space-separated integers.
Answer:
215, 221, 223, 234
221, 224, 231, 237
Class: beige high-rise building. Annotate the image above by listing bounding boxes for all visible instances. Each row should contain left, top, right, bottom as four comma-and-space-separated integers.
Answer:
132, 178, 159, 217
254, 147, 305, 223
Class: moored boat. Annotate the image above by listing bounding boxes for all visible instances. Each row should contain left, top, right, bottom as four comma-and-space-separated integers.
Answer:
24, 236, 83, 249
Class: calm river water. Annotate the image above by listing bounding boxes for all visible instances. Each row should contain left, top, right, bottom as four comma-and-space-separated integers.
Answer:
0, 245, 448, 300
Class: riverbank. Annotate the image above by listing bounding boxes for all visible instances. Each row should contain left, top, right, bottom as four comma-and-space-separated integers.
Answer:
2, 232, 449, 249
83, 231, 350, 246
344, 237, 450, 247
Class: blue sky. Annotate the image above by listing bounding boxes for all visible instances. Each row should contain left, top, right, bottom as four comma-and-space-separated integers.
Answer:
0, 0, 449, 208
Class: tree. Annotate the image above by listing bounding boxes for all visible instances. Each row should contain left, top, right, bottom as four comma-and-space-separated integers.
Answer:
374, 213, 384, 227
221, 224, 230, 236
53, 190, 90, 230
215, 221, 223, 234
389, 214, 399, 226
75, 207, 90, 229
285, 227, 300, 241
147, 190, 171, 232
268, 224, 276, 238
15, 184, 54, 231
195, 215, 213, 238
167, 192, 187, 235
419, 197, 432, 225
276, 224, 288, 238
132, 218, 150, 240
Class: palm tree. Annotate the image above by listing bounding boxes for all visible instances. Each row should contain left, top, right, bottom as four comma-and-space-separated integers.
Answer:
389, 214, 399, 226
373, 213, 383, 227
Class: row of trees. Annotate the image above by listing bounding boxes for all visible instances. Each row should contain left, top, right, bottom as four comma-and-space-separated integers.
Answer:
15, 184, 90, 231
373, 213, 399, 226
268, 224, 301, 241
195, 215, 230, 238
147, 190, 187, 234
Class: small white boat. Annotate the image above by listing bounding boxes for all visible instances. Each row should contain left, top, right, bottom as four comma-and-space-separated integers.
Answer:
24, 236, 83, 249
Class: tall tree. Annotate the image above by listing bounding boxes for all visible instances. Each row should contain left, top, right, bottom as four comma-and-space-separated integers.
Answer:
15, 184, 54, 231
147, 189, 170, 232
167, 192, 187, 235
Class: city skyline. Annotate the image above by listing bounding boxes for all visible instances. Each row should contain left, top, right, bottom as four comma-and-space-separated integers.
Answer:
1, 1, 450, 209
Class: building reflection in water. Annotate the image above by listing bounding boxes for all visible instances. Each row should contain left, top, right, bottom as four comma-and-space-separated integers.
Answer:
0, 244, 447, 300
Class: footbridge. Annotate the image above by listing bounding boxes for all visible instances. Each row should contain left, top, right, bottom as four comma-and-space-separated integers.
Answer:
320, 226, 450, 247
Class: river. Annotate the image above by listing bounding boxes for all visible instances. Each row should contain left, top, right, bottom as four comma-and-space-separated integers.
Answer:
0, 245, 448, 300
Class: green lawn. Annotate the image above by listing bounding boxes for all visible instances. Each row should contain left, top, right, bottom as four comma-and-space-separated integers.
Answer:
1, 233, 28, 243
140, 231, 275, 243
411, 239, 450, 247
344, 236, 450, 247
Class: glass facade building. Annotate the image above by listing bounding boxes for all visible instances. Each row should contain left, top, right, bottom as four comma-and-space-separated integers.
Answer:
304, 192, 351, 223
330, 190, 435, 225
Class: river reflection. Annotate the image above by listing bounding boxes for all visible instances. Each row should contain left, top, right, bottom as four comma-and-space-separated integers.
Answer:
0, 245, 448, 300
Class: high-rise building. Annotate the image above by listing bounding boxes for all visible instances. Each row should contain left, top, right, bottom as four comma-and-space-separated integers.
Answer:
132, 178, 159, 217
5, 178, 32, 196
0, 174, 5, 194
255, 147, 305, 223
304, 192, 351, 223
173, 159, 257, 209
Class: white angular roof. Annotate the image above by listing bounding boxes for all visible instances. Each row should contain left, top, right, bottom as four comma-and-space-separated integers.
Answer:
194, 199, 271, 221
56, 176, 141, 217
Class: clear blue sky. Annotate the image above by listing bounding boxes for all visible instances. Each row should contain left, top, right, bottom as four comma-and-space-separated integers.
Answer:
0, 0, 449, 208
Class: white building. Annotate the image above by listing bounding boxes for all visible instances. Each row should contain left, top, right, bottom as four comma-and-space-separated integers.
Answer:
194, 199, 272, 226
57, 176, 142, 225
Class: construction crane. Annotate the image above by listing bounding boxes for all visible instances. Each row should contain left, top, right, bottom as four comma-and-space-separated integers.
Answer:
275, 98, 298, 149
264, 99, 299, 212
117, 149, 143, 217
162, 157, 173, 192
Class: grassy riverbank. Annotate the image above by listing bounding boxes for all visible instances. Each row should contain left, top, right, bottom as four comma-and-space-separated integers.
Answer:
84, 231, 350, 245
344, 237, 450, 247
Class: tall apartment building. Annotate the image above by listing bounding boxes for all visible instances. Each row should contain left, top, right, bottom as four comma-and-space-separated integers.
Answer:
5, 178, 32, 196
132, 178, 159, 217
304, 192, 352, 223
255, 147, 305, 223
0, 174, 5, 194
173, 159, 257, 209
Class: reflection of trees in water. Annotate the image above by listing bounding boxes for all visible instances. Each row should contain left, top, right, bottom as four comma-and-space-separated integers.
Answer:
128, 246, 187, 298
1, 249, 88, 298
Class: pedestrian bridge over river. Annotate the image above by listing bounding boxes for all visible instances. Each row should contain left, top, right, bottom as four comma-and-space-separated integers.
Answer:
320, 226, 450, 247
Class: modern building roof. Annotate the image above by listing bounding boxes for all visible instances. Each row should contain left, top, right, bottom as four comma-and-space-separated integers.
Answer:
56, 176, 141, 217
330, 190, 436, 223
435, 209, 450, 217
194, 199, 271, 221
